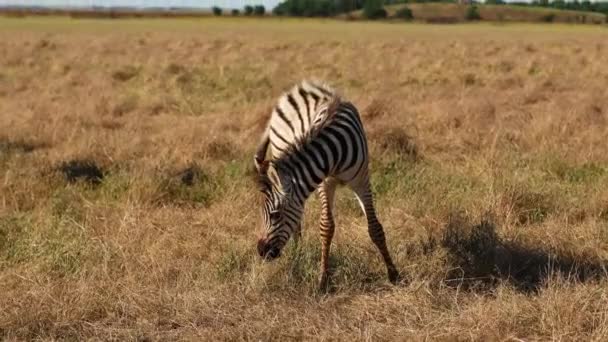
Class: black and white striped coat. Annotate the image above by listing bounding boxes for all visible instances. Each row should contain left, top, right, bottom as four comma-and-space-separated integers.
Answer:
254, 79, 399, 289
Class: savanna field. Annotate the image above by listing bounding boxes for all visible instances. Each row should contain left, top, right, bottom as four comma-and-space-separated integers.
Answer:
1, 17, 608, 340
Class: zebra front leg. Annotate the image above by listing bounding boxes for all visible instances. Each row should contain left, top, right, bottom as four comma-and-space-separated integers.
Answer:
352, 179, 399, 284
318, 180, 337, 291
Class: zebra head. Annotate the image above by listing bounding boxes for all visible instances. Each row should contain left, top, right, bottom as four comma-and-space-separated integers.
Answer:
254, 157, 302, 261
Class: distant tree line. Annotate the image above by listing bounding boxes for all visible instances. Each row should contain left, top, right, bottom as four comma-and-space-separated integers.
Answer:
272, 0, 363, 17
214, 0, 608, 19
212, 4, 266, 16
488, 0, 608, 16
271, 0, 453, 17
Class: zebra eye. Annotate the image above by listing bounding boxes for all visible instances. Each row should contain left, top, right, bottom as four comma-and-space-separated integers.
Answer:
269, 210, 281, 220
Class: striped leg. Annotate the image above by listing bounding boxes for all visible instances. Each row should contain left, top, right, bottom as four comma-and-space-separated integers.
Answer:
351, 178, 399, 284
318, 179, 337, 290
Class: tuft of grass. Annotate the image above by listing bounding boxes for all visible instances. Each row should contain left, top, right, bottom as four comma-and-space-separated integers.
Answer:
216, 245, 253, 280
112, 94, 139, 116
253, 239, 388, 295
0, 214, 32, 265
501, 185, 554, 225
374, 127, 419, 161
0, 138, 47, 155
111, 65, 140, 82
153, 165, 213, 207
0, 213, 94, 277
545, 158, 607, 184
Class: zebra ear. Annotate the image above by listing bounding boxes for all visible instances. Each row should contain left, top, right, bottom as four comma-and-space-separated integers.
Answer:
254, 156, 269, 174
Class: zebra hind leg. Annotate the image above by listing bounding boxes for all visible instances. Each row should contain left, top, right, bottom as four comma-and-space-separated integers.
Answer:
318, 179, 337, 291
352, 179, 400, 284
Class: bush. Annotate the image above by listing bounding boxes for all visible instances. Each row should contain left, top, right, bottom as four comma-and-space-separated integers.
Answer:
395, 6, 413, 20
231, 9, 240, 16
272, 0, 338, 17
368, 7, 387, 19
244, 5, 254, 15
273, 6, 286, 15
364, 0, 387, 19
541, 13, 555, 22
254, 5, 266, 15
465, 5, 481, 21
212, 6, 222, 16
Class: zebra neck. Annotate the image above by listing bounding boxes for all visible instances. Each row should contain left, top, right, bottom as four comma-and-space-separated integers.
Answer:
275, 150, 326, 207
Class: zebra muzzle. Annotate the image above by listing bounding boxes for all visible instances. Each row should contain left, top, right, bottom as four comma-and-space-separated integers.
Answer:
257, 239, 280, 260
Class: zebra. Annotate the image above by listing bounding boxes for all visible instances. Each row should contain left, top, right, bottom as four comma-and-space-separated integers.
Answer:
253, 79, 399, 289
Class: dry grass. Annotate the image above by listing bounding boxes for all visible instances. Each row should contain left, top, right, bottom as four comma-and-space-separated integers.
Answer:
1, 17, 608, 340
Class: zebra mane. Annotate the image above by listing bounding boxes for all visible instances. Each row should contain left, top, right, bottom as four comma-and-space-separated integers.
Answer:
276, 94, 342, 166
255, 79, 343, 192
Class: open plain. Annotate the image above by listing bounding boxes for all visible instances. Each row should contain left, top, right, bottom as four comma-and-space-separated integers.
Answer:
1, 18, 608, 340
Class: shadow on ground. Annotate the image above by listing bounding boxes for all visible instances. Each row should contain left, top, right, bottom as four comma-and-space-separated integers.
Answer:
433, 213, 608, 293
57, 159, 104, 185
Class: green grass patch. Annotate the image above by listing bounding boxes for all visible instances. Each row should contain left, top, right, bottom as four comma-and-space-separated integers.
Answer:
370, 158, 483, 217
543, 157, 608, 184
216, 245, 254, 281
170, 65, 273, 115
0, 214, 33, 266
153, 159, 252, 207
0, 213, 94, 277
263, 240, 388, 295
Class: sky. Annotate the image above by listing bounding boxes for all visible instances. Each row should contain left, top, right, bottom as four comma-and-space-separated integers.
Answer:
0, 0, 283, 9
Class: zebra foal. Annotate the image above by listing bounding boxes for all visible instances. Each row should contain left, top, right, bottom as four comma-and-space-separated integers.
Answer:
253, 79, 399, 289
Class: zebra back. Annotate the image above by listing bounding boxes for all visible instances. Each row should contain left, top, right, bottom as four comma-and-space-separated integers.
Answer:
266, 79, 339, 160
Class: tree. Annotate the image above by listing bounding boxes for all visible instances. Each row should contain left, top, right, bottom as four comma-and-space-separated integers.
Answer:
581, 0, 592, 11
553, 0, 566, 9
254, 5, 266, 15
232, 9, 240, 15
272, 0, 340, 17
465, 5, 481, 21
244, 5, 254, 15
541, 13, 555, 22
363, 0, 387, 19
212, 6, 222, 15
395, 6, 413, 20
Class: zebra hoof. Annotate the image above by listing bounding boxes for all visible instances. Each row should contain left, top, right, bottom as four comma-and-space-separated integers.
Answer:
318, 274, 330, 292
388, 268, 400, 284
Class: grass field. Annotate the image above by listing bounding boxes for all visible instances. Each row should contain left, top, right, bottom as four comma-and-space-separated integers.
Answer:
2, 17, 608, 340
